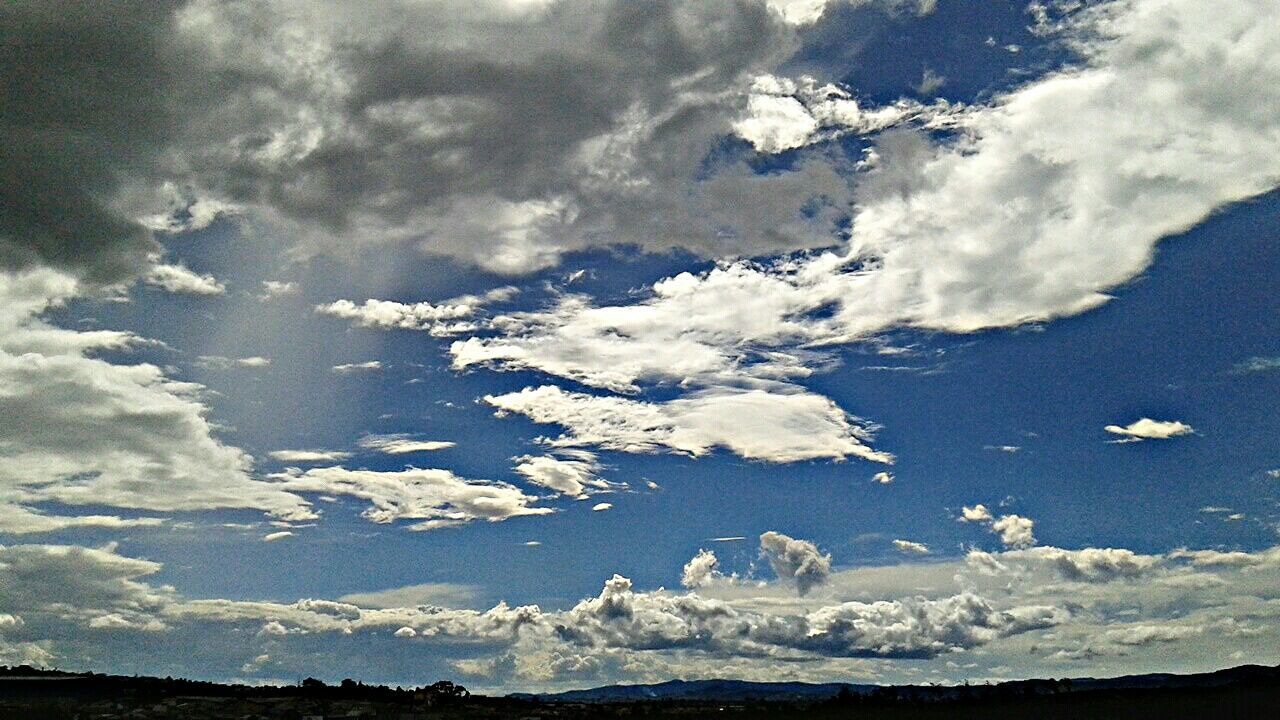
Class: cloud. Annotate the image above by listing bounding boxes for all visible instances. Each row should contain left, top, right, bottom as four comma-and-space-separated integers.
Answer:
872, 471, 894, 484
485, 385, 891, 464
681, 550, 722, 589
143, 262, 226, 296
267, 450, 353, 464
195, 355, 271, 370
448, 0, 1280, 473
331, 361, 383, 374
1233, 356, 1280, 373
512, 452, 615, 499
270, 466, 553, 531
358, 435, 456, 455
262, 531, 294, 542
1104, 418, 1195, 442
759, 531, 831, 595
10, 536, 1280, 689
892, 539, 930, 555
731, 73, 957, 153
958, 504, 992, 523
258, 280, 299, 301
591, 503, 613, 512
0, 269, 313, 532
339, 583, 478, 610
316, 287, 518, 337
991, 515, 1036, 550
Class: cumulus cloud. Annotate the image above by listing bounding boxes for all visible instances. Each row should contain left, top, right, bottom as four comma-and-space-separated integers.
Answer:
1104, 418, 1195, 442
485, 385, 891, 464
732, 73, 959, 153
512, 452, 615, 499
143, 262, 226, 296
759, 531, 831, 595
0, 270, 313, 532
872, 471, 894, 484
958, 504, 993, 523
270, 466, 552, 531
591, 503, 613, 512
448, 0, 1280, 474
991, 515, 1036, 550
358, 435, 456, 455
680, 550, 722, 589
11, 536, 1280, 688
317, 287, 517, 337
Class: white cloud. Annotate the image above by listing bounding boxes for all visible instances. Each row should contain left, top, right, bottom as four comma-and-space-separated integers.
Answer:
732, 74, 958, 153
262, 531, 294, 542
872, 471, 894, 484
0, 270, 313, 532
591, 502, 613, 512
271, 466, 553, 531
681, 550, 721, 589
358, 435, 456, 455
449, 0, 1280, 474
991, 515, 1036, 550
1104, 418, 1195, 441
267, 450, 353, 464
316, 289, 516, 337
512, 452, 615, 499
195, 355, 271, 370
258, 280, 299, 301
893, 539, 930, 555
759, 531, 831, 595
958, 504, 993, 523
144, 262, 226, 296
485, 385, 891, 464
393, 626, 418, 638
331, 361, 383, 373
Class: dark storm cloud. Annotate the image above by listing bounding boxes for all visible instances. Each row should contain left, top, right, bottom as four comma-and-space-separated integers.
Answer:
2, 0, 859, 280
0, 1, 195, 283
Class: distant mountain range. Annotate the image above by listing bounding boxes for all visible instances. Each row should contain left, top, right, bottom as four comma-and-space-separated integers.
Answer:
509, 664, 1280, 703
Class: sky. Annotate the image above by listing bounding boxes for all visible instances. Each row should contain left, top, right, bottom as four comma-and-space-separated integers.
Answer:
1, 0, 1279, 693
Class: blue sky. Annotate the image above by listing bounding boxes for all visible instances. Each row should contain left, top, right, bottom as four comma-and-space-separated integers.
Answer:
2, 0, 1279, 693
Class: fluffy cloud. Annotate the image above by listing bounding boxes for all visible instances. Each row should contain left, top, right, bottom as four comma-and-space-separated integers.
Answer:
1104, 418, 1195, 442
143, 262, 226, 296
991, 515, 1036, 550
4, 0, 860, 282
451, 0, 1280, 472
7, 536, 1280, 691
512, 452, 614, 499
317, 287, 516, 337
485, 385, 891, 464
759, 531, 831, 595
270, 466, 552, 531
681, 550, 721, 589
732, 73, 959, 153
0, 269, 313, 533
958, 504, 993, 523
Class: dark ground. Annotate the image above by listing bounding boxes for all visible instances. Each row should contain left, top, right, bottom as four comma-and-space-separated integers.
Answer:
1, 664, 1277, 719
